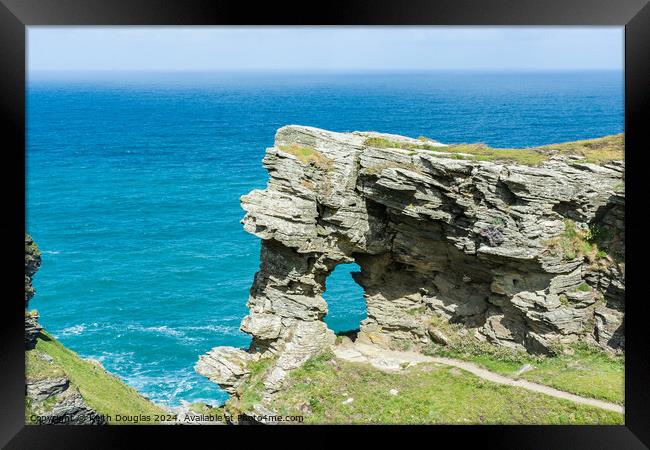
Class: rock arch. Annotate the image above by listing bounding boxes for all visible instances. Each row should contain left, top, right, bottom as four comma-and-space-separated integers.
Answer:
322, 262, 366, 334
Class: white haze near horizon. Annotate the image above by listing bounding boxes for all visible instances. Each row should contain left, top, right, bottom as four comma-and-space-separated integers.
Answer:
28, 27, 623, 74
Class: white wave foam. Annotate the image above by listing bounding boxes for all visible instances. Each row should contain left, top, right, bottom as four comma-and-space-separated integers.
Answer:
140, 325, 184, 337
181, 324, 240, 334
60, 324, 86, 336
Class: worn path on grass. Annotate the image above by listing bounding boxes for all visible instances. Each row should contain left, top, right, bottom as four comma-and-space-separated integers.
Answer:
333, 342, 624, 414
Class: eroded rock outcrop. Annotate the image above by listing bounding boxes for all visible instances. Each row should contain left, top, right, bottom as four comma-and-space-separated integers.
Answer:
25, 235, 43, 348
26, 368, 106, 425
197, 126, 624, 398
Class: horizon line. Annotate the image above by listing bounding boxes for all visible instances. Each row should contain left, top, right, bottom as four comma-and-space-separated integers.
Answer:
28, 68, 624, 75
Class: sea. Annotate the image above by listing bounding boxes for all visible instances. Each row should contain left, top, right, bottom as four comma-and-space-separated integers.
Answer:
26, 71, 623, 407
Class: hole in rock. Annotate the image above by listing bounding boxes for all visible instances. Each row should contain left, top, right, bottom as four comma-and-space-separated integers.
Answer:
322, 263, 367, 335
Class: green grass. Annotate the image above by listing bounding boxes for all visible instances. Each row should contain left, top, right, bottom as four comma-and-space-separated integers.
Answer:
363, 133, 624, 167
431, 342, 624, 405
271, 351, 622, 424
546, 219, 607, 262
228, 357, 275, 414
541, 133, 624, 164
278, 144, 333, 171
363, 137, 547, 166
519, 346, 623, 405
443, 144, 547, 165
28, 332, 168, 424
363, 137, 409, 149
26, 347, 66, 381
577, 282, 592, 292
420, 314, 624, 405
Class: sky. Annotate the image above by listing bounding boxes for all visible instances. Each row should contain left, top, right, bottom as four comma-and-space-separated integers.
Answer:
28, 27, 623, 73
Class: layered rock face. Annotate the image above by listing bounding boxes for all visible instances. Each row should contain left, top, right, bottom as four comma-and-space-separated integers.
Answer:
25, 235, 43, 348
25, 234, 41, 305
197, 126, 624, 395
26, 372, 106, 425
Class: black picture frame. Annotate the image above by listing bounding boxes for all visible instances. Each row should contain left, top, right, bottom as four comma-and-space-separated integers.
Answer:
2, 0, 648, 447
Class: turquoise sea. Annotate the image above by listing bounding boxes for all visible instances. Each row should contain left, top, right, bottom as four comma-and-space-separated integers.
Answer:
26, 71, 623, 406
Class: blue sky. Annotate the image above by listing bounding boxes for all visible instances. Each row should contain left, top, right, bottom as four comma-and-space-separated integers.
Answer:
28, 27, 623, 72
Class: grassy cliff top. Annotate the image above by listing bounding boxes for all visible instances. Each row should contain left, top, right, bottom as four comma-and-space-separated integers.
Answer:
224, 336, 624, 425
364, 133, 624, 166
27, 331, 168, 424
267, 350, 623, 425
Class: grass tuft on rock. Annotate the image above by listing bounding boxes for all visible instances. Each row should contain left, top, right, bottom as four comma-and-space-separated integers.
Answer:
227, 356, 275, 414
546, 219, 607, 262
278, 144, 334, 171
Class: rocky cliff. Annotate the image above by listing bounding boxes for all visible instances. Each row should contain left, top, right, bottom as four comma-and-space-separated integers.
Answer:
196, 126, 624, 401
25, 235, 43, 348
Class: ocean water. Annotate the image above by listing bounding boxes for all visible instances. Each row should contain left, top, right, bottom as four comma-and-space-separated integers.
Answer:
26, 71, 623, 407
